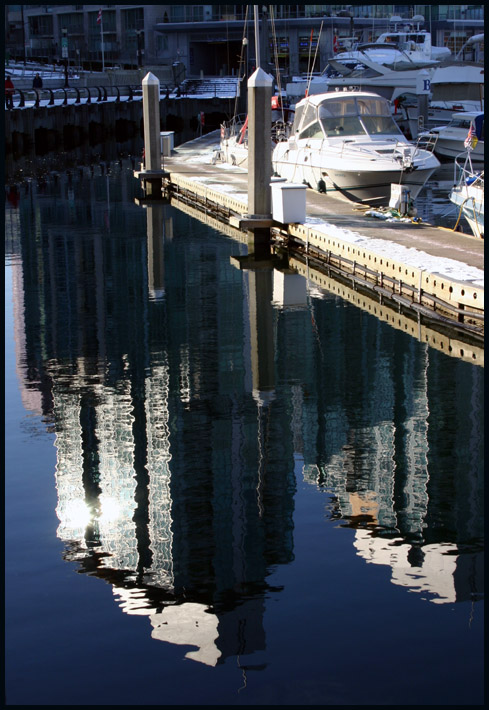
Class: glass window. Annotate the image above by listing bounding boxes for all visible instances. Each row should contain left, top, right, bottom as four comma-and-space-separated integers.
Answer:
302, 102, 318, 126
320, 115, 365, 137
318, 98, 357, 117
292, 104, 304, 132
170, 5, 185, 22
122, 8, 144, 32
356, 97, 391, 116
58, 13, 83, 34
360, 116, 401, 135
299, 121, 324, 139
29, 15, 53, 36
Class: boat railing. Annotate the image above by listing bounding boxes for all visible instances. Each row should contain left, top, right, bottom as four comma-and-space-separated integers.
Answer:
414, 132, 438, 154
453, 151, 484, 190
221, 113, 248, 140
271, 120, 292, 143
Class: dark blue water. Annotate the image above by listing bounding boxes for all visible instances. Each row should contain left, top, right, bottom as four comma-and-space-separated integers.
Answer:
5, 162, 484, 706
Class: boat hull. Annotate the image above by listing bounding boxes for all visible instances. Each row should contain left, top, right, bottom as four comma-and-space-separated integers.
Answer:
433, 138, 484, 162
325, 167, 437, 204
272, 146, 437, 205
449, 184, 484, 238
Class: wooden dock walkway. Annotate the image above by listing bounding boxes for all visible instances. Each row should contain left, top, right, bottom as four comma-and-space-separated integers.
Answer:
139, 130, 484, 337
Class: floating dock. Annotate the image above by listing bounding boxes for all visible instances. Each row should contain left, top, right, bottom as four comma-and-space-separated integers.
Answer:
136, 130, 484, 340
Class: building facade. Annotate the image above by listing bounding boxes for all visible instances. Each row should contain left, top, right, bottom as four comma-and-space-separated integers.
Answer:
5, 5, 485, 76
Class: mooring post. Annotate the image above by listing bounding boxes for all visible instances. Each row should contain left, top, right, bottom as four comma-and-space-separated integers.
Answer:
247, 66, 273, 257
142, 71, 162, 197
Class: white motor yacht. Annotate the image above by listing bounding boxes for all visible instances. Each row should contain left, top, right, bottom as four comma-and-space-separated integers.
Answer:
286, 53, 436, 105
449, 152, 484, 239
418, 112, 484, 162
272, 90, 440, 206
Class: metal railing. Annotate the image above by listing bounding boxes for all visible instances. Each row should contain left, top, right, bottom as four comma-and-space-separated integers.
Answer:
7, 85, 137, 109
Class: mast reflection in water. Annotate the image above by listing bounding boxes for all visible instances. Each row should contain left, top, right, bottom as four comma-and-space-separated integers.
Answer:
5, 162, 483, 705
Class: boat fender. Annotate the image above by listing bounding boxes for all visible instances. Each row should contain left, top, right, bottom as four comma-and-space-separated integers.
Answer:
317, 179, 327, 193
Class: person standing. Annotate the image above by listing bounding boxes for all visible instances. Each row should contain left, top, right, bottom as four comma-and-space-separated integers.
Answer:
5, 76, 14, 109
33, 73, 43, 89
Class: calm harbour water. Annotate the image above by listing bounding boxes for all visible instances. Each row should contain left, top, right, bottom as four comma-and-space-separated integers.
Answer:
5, 158, 483, 705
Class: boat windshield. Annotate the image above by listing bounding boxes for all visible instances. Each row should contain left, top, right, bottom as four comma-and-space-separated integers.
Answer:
317, 96, 401, 137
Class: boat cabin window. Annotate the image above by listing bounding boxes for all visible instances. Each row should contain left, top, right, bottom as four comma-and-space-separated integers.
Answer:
381, 34, 400, 46
293, 104, 304, 132
299, 121, 324, 139
317, 96, 402, 137
294, 99, 324, 135
451, 117, 476, 130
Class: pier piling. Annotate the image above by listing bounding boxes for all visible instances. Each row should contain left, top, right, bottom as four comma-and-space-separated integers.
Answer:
247, 67, 274, 256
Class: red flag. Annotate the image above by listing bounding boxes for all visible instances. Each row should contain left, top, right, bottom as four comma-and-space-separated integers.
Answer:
97, 9, 102, 24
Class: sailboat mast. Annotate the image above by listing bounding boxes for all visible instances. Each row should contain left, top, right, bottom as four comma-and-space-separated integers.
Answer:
254, 5, 261, 68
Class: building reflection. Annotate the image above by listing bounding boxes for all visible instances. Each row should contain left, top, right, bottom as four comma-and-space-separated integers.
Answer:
9, 164, 484, 665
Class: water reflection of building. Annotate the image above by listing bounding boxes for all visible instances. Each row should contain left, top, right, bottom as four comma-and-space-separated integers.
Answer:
12, 170, 298, 667
299, 288, 483, 605
10, 164, 484, 667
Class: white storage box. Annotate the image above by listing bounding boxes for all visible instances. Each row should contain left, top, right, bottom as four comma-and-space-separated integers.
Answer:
271, 182, 307, 223
160, 131, 174, 157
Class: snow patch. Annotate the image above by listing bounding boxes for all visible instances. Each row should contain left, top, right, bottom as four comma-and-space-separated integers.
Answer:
305, 217, 484, 285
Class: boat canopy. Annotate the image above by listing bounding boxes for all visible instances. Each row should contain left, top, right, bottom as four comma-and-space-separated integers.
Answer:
294, 93, 403, 139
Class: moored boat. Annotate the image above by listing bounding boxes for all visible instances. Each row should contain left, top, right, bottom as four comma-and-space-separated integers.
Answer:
418, 111, 484, 162
272, 90, 440, 206
449, 152, 484, 239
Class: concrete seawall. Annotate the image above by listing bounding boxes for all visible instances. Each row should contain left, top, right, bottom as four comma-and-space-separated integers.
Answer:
5, 95, 235, 157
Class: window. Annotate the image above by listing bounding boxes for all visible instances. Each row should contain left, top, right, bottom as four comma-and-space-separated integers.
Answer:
156, 34, 169, 52
29, 15, 53, 36
299, 121, 324, 139
170, 5, 185, 22
122, 7, 144, 32
58, 13, 84, 34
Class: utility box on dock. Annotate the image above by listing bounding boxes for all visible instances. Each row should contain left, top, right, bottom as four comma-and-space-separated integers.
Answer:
389, 184, 410, 215
160, 131, 174, 157
271, 182, 307, 224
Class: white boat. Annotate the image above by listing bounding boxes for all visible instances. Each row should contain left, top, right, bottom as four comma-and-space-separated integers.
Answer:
217, 113, 250, 168
217, 104, 293, 169
287, 53, 437, 105
401, 56, 484, 137
449, 152, 484, 239
272, 90, 440, 206
418, 112, 484, 162
334, 31, 449, 70
333, 14, 450, 68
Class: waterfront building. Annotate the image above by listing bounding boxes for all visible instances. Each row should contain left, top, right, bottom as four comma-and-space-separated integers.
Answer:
5, 5, 484, 76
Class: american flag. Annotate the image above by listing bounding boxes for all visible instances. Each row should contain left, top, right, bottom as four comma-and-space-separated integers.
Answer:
97, 9, 102, 25
464, 123, 477, 149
